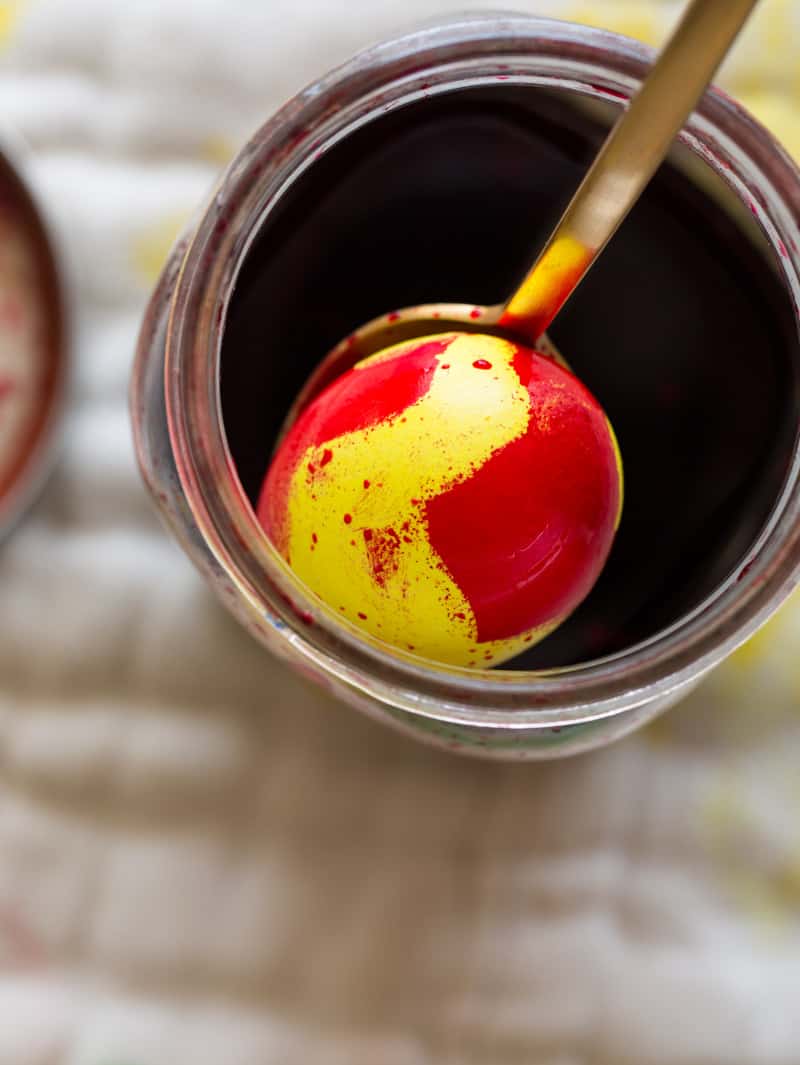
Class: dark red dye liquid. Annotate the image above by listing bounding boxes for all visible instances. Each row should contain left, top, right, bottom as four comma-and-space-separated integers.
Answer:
221, 86, 798, 669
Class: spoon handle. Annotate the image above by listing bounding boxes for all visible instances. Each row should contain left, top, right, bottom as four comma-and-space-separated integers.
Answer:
498, 0, 759, 341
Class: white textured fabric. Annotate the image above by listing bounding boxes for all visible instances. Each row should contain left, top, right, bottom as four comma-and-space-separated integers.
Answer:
2, 2, 800, 1062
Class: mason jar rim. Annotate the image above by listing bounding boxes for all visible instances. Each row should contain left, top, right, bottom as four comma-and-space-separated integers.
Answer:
163, 12, 800, 730
0, 125, 70, 545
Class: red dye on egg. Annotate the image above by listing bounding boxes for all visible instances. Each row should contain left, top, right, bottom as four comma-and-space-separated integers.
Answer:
343, 513, 352, 524
363, 479, 370, 489
320, 448, 333, 466
472, 359, 492, 369
425, 354, 620, 642
363, 525, 402, 588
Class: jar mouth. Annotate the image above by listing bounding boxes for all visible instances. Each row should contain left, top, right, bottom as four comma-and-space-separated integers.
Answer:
165, 14, 800, 728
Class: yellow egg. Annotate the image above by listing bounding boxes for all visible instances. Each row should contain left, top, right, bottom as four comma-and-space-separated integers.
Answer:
259, 332, 622, 667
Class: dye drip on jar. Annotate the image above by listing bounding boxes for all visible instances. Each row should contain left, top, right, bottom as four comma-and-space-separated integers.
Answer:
220, 84, 798, 669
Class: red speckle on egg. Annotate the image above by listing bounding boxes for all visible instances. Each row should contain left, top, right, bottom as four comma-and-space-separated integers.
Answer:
262, 336, 454, 551
363, 525, 402, 587
410, 497, 421, 506
454, 612, 466, 620
311, 532, 318, 544
363, 479, 370, 489
358, 611, 368, 620
343, 513, 352, 524
320, 448, 333, 466
469, 308, 482, 319
387, 312, 400, 322
473, 359, 492, 369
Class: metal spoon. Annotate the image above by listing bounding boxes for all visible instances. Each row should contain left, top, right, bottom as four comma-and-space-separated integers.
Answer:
283, 0, 758, 426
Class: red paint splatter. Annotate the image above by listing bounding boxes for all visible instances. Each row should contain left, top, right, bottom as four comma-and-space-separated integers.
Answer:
410, 497, 421, 506
469, 308, 482, 319
473, 359, 492, 369
425, 352, 621, 642
363, 479, 370, 489
358, 611, 368, 620
387, 311, 400, 322
320, 448, 333, 466
737, 560, 756, 583
589, 83, 626, 101
343, 513, 352, 524
363, 525, 402, 587
441, 363, 450, 369
261, 334, 452, 555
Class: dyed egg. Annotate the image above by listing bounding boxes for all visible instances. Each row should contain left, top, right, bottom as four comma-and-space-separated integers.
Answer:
259, 332, 623, 667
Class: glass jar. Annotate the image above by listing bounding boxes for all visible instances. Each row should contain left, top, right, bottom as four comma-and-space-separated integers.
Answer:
131, 13, 800, 759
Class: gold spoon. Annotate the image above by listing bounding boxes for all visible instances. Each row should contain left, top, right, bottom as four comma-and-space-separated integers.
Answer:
283, 0, 758, 426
